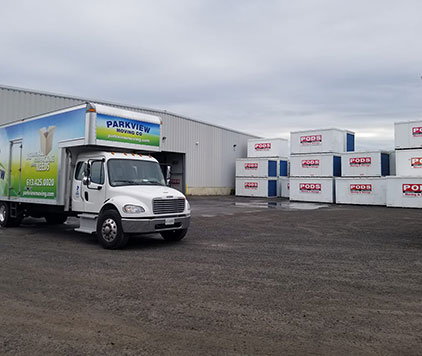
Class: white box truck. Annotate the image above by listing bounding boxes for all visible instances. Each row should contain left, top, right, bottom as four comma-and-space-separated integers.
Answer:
290, 128, 355, 154
0, 103, 191, 249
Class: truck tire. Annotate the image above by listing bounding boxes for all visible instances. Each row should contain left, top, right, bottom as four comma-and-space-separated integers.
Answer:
160, 228, 188, 242
45, 214, 68, 225
0, 201, 20, 227
96, 210, 129, 249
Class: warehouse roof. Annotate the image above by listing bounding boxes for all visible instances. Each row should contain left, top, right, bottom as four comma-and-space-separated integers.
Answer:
0, 84, 258, 138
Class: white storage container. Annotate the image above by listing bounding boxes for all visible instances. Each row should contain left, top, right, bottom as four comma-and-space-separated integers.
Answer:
341, 151, 390, 177
278, 177, 290, 198
335, 177, 386, 206
394, 120, 422, 149
386, 177, 422, 208
395, 149, 422, 177
289, 177, 335, 203
247, 138, 289, 158
235, 157, 288, 178
389, 151, 396, 176
290, 128, 355, 154
290, 153, 341, 177
235, 177, 279, 197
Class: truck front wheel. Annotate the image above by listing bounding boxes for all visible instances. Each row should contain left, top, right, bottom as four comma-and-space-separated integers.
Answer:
160, 228, 188, 242
96, 210, 129, 249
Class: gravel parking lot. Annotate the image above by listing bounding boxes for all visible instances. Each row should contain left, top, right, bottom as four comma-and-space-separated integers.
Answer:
1, 196, 422, 356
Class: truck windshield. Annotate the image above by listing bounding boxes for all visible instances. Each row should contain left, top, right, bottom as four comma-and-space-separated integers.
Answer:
108, 159, 166, 186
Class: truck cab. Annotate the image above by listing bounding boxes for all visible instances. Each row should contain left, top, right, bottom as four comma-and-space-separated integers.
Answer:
71, 151, 190, 249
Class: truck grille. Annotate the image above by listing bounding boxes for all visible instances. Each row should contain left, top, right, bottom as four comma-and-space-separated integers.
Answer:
153, 198, 185, 214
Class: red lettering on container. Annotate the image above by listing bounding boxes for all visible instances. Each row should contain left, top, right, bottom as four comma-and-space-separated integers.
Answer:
410, 157, 422, 168
412, 127, 422, 136
300, 135, 322, 145
245, 182, 258, 189
302, 159, 320, 168
244, 163, 258, 170
299, 183, 321, 193
254, 143, 271, 151
350, 184, 372, 193
403, 184, 422, 196
350, 157, 372, 166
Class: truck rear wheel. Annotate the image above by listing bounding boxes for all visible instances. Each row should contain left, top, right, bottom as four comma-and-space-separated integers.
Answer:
160, 228, 188, 242
0, 201, 21, 227
96, 210, 129, 249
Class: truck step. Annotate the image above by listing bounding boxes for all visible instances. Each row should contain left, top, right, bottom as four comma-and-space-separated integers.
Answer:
74, 213, 98, 234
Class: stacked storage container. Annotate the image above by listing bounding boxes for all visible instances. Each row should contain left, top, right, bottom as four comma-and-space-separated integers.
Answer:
235, 138, 289, 197
387, 120, 422, 208
289, 129, 355, 203
336, 151, 390, 206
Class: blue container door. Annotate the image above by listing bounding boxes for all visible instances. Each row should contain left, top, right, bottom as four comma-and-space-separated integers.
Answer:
381, 153, 390, 176
268, 180, 277, 197
268, 161, 277, 177
346, 133, 355, 152
333, 156, 341, 177
279, 160, 288, 176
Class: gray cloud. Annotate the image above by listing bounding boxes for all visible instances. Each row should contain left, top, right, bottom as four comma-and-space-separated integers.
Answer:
1, 0, 422, 150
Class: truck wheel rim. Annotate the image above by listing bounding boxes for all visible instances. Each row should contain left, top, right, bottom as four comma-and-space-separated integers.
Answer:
0, 205, 6, 223
101, 218, 118, 242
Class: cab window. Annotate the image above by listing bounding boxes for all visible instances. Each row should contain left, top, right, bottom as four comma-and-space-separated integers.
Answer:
75, 162, 85, 181
91, 161, 105, 185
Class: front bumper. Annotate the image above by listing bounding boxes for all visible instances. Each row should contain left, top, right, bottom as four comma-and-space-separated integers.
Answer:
121, 214, 191, 234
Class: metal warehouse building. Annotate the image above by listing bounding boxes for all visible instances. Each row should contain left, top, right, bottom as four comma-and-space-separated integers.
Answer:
0, 85, 256, 195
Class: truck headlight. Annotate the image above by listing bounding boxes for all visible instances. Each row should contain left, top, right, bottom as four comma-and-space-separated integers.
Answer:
186, 200, 190, 211
123, 205, 145, 214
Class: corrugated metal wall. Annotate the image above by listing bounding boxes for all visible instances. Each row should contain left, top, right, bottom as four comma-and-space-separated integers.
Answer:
0, 85, 255, 194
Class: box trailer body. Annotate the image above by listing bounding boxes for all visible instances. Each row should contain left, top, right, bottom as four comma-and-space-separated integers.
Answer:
289, 177, 335, 203
335, 177, 387, 206
290, 153, 341, 177
395, 149, 422, 177
247, 138, 289, 158
278, 177, 289, 198
235, 157, 288, 178
290, 129, 354, 155
235, 177, 278, 197
394, 120, 422, 149
0, 103, 190, 248
341, 151, 390, 177
386, 177, 422, 208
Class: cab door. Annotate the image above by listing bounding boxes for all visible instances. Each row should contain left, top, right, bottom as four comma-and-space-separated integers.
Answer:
82, 159, 106, 213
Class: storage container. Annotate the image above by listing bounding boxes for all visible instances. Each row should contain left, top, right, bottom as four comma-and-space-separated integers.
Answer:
395, 149, 422, 177
247, 138, 289, 158
394, 120, 422, 149
386, 177, 422, 208
290, 128, 354, 154
335, 177, 386, 205
235, 177, 279, 197
235, 157, 288, 178
278, 177, 289, 198
289, 177, 335, 203
290, 153, 341, 177
389, 151, 396, 176
341, 151, 390, 177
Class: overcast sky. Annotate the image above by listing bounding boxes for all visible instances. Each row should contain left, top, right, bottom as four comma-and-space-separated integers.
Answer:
1, 0, 422, 150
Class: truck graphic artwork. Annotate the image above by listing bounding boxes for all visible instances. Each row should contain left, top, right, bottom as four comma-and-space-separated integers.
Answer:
349, 157, 371, 166
410, 157, 422, 168
301, 159, 319, 168
39, 126, 56, 155
350, 184, 372, 193
402, 184, 422, 196
300, 135, 322, 145
299, 183, 321, 193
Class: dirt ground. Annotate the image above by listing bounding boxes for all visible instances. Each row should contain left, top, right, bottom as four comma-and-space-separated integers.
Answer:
1, 196, 422, 355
